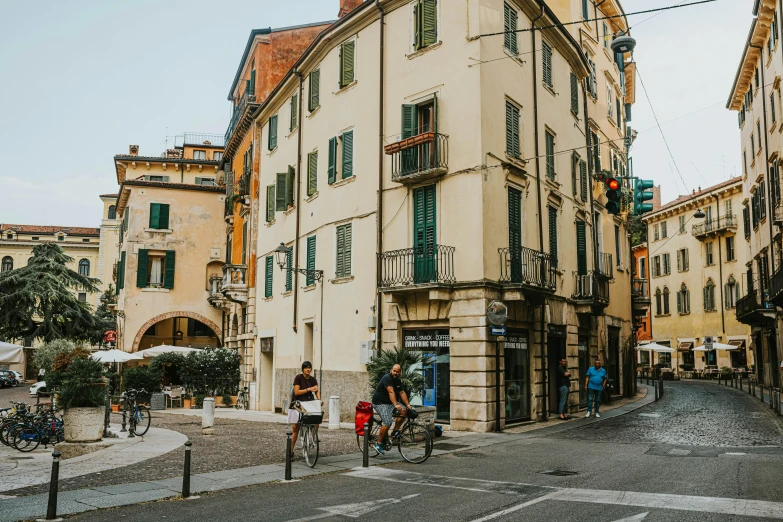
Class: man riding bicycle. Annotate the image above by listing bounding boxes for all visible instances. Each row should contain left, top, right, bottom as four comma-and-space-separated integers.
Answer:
371, 364, 411, 454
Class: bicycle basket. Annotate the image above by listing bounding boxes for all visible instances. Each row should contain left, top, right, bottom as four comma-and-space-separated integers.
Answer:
406, 408, 419, 420
300, 412, 323, 425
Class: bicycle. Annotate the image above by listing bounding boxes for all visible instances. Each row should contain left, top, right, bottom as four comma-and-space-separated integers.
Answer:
123, 388, 151, 436
356, 408, 432, 464
235, 387, 249, 410
293, 402, 322, 468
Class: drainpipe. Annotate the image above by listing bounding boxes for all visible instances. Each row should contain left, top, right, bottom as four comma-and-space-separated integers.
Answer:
531, 3, 547, 422
292, 70, 305, 333
375, 0, 385, 350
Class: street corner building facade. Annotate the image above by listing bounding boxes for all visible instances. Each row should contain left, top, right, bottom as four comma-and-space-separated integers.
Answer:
226, 0, 639, 430
728, 0, 783, 389
112, 138, 227, 354
641, 178, 753, 374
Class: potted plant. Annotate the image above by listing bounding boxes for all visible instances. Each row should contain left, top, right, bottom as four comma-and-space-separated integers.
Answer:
55, 358, 107, 443
222, 393, 233, 408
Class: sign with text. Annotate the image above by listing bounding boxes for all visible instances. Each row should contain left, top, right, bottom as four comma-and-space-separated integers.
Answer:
103, 330, 116, 343
403, 330, 450, 349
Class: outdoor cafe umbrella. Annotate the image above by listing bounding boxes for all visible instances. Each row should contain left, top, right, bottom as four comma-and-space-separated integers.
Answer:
137, 345, 201, 358
0, 341, 24, 364
636, 342, 675, 353
91, 349, 143, 363
692, 342, 737, 351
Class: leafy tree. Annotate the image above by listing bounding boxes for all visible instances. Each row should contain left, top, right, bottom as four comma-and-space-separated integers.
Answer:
366, 345, 433, 398
149, 352, 186, 386
33, 339, 76, 375
0, 243, 101, 343
630, 214, 647, 247
123, 366, 162, 399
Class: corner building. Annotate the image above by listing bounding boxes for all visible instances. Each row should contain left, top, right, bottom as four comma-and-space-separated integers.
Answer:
249, 0, 637, 430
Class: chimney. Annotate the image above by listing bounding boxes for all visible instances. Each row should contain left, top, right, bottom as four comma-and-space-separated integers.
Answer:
338, 0, 363, 18
129, 145, 139, 156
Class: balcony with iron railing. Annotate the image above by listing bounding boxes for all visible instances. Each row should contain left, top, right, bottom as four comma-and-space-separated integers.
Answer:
222, 264, 248, 304
632, 278, 651, 315
596, 253, 613, 279
207, 275, 228, 309
498, 246, 557, 299
378, 245, 455, 290
691, 214, 738, 239
385, 132, 448, 184
770, 265, 783, 306
225, 91, 258, 145
175, 133, 225, 149
572, 272, 610, 313
736, 286, 775, 326
775, 201, 783, 226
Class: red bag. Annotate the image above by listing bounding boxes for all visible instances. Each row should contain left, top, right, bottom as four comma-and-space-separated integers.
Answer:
355, 401, 373, 435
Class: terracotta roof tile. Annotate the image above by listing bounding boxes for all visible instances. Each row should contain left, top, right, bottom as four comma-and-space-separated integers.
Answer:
646, 177, 743, 217
0, 224, 100, 236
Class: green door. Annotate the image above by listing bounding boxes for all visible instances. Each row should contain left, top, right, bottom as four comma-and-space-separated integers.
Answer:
508, 187, 522, 283
413, 185, 436, 283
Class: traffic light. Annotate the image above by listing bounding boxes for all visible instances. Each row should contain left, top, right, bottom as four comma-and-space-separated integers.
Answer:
634, 179, 655, 216
605, 177, 621, 215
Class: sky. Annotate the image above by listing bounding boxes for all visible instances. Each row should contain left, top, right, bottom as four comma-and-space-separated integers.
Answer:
0, 0, 753, 227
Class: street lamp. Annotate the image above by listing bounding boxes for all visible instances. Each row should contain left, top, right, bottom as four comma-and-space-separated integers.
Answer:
694, 209, 706, 219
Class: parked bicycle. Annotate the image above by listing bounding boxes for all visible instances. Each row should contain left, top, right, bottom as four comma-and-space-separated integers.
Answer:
235, 387, 249, 410
123, 388, 151, 436
1, 401, 62, 452
356, 408, 432, 464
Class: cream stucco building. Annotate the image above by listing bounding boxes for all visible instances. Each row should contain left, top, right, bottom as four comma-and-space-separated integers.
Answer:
642, 178, 753, 372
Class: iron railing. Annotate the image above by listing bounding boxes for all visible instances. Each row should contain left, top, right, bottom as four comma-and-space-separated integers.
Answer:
770, 265, 783, 305
225, 91, 257, 144
775, 202, 783, 225
572, 272, 609, 303
632, 278, 649, 298
736, 287, 773, 322
377, 245, 455, 288
388, 133, 449, 183
596, 253, 613, 279
498, 246, 557, 290
691, 214, 737, 237
175, 133, 225, 148
238, 170, 251, 197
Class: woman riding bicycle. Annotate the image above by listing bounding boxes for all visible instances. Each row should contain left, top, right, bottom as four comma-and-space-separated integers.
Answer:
288, 361, 321, 458
371, 364, 412, 455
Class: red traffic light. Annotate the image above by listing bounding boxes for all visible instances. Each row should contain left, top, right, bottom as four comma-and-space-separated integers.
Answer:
606, 178, 620, 191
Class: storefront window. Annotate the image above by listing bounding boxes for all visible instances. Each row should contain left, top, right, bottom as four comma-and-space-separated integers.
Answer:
639, 350, 650, 367
504, 330, 530, 423
706, 350, 717, 366
403, 329, 450, 422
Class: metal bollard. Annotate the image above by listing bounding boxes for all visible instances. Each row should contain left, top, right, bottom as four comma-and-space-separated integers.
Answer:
284, 426, 292, 481
362, 422, 370, 468
45, 450, 61, 520
654, 381, 659, 401
182, 440, 192, 498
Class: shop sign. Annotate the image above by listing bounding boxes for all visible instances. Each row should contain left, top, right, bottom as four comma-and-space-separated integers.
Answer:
504, 330, 528, 350
548, 324, 567, 338
403, 330, 450, 349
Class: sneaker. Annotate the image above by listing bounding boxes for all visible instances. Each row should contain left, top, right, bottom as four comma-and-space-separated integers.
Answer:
584, 412, 591, 418
595, 413, 600, 418
373, 443, 385, 455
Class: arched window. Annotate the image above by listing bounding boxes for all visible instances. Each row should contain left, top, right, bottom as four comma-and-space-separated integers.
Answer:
704, 278, 716, 311
78, 259, 90, 276
108, 205, 116, 219
1, 256, 12, 272
655, 288, 662, 316
663, 287, 671, 315
678, 283, 690, 314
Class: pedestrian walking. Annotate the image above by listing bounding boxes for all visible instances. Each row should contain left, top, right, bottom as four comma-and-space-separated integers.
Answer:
37, 367, 45, 382
557, 358, 571, 420
584, 359, 608, 418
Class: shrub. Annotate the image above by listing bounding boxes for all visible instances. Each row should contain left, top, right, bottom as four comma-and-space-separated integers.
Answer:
679, 364, 695, 371
33, 339, 76, 375
47, 346, 91, 389
366, 345, 433, 398
57, 358, 106, 409
149, 353, 186, 386
181, 348, 241, 396
123, 366, 162, 399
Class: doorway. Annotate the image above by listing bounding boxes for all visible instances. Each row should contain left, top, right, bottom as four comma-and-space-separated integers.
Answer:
504, 329, 530, 422
754, 333, 764, 384
548, 332, 566, 414
304, 322, 314, 366
413, 185, 437, 284
259, 337, 274, 411
607, 327, 621, 396
768, 330, 779, 387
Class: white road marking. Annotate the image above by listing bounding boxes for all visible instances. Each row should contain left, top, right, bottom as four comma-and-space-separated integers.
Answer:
348, 467, 783, 520
470, 492, 559, 521
611, 513, 648, 522
724, 452, 747, 456
638, 413, 660, 418
284, 493, 420, 521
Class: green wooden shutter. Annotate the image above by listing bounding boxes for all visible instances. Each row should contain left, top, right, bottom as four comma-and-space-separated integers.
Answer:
242, 222, 247, 265
163, 250, 175, 289
336, 226, 345, 277
413, 186, 436, 283
571, 153, 578, 196
545, 131, 555, 179
250, 67, 256, 93
570, 72, 579, 114
503, 3, 517, 55
548, 206, 558, 267
328, 137, 337, 184
677, 291, 682, 313
286, 166, 295, 206
508, 187, 522, 283
309, 70, 320, 111
421, 0, 438, 48
342, 131, 353, 178
266, 185, 275, 222
308, 152, 318, 196
276, 173, 287, 211
580, 160, 588, 202
268, 115, 278, 150
117, 251, 126, 290
159, 204, 169, 229
265, 256, 273, 298
149, 203, 160, 229
290, 93, 298, 131
340, 40, 355, 87
402, 104, 418, 138
505, 102, 520, 158
343, 225, 352, 277
576, 220, 587, 275
543, 42, 552, 87
306, 236, 316, 285
136, 249, 149, 288
285, 249, 292, 292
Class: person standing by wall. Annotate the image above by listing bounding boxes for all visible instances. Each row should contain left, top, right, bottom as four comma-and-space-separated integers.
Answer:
557, 358, 571, 420
584, 359, 608, 418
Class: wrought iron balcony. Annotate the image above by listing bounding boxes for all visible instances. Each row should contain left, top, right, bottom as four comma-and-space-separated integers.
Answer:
632, 278, 651, 316
736, 287, 775, 326
207, 275, 228, 309
770, 265, 783, 307
691, 214, 737, 239
377, 245, 455, 289
596, 253, 613, 279
238, 170, 251, 197
222, 264, 248, 304
498, 246, 557, 294
386, 133, 448, 184
775, 202, 783, 226
225, 91, 258, 145
572, 272, 610, 310
175, 133, 225, 148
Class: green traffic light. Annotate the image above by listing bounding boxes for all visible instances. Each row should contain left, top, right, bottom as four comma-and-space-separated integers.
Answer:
633, 179, 655, 216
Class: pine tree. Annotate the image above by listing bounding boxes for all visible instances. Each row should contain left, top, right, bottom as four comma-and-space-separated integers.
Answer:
0, 243, 101, 343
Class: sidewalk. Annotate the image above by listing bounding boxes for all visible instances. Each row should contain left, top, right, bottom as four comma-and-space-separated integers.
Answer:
0, 385, 656, 522
157, 406, 355, 429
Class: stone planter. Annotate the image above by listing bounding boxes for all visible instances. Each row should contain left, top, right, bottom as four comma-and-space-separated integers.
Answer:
63, 407, 105, 443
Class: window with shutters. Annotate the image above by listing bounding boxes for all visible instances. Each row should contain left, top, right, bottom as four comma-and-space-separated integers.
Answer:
772, 92, 777, 125
339, 39, 356, 88
704, 279, 716, 311
725, 278, 738, 309
266, 185, 275, 223
653, 224, 659, 241
1, 256, 12, 272
752, 190, 759, 227
341, 130, 354, 179
743, 150, 747, 174
542, 41, 553, 88
582, 0, 589, 20
505, 101, 521, 158
328, 137, 338, 184
576, 219, 587, 275
213, 151, 223, 161
413, 0, 438, 51
663, 287, 670, 314
751, 134, 755, 159
268, 114, 278, 150
108, 205, 116, 220
503, 3, 518, 55
677, 283, 690, 314
242, 222, 248, 265
548, 206, 558, 268
306, 236, 317, 286
655, 288, 662, 316
587, 58, 598, 99
193, 150, 206, 160
614, 224, 622, 268
264, 256, 273, 298
570, 72, 579, 115
290, 93, 298, 132
285, 248, 292, 292
571, 153, 579, 197
590, 130, 600, 172
706, 241, 714, 266
276, 167, 295, 211
545, 130, 556, 180
726, 236, 735, 261
639, 257, 647, 278
677, 248, 688, 272
579, 160, 588, 202
662, 253, 671, 275
508, 187, 522, 281
757, 121, 762, 152
117, 251, 126, 290
307, 151, 318, 197
760, 181, 767, 219
661, 221, 667, 238
336, 223, 352, 278
148, 203, 170, 230
679, 215, 686, 234
308, 69, 320, 112
616, 97, 622, 128
78, 259, 90, 276
607, 83, 614, 120
137, 250, 175, 289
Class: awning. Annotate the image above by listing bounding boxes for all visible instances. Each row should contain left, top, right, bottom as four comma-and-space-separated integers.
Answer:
0, 342, 24, 364
636, 343, 675, 353
678, 342, 693, 352
728, 340, 745, 349
137, 345, 202, 358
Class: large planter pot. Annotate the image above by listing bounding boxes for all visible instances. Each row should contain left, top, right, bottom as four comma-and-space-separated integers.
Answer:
63, 407, 105, 443
183, 398, 192, 409
213, 396, 223, 406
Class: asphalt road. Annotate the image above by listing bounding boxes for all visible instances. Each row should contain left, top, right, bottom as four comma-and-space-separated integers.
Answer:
56, 381, 783, 521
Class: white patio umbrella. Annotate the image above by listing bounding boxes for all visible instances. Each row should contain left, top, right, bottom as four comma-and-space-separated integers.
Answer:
91, 349, 143, 363
693, 342, 737, 351
636, 342, 675, 353
138, 345, 201, 358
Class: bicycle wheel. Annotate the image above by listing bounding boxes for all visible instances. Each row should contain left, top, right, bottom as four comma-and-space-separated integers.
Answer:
355, 421, 381, 456
13, 427, 40, 452
235, 395, 242, 410
131, 406, 151, 436
302, 425, 319, 468
398, 423, 431, 464
243, 395, 249, 411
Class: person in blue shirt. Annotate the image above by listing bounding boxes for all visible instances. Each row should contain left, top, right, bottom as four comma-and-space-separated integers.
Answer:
584, 359, 608, 418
